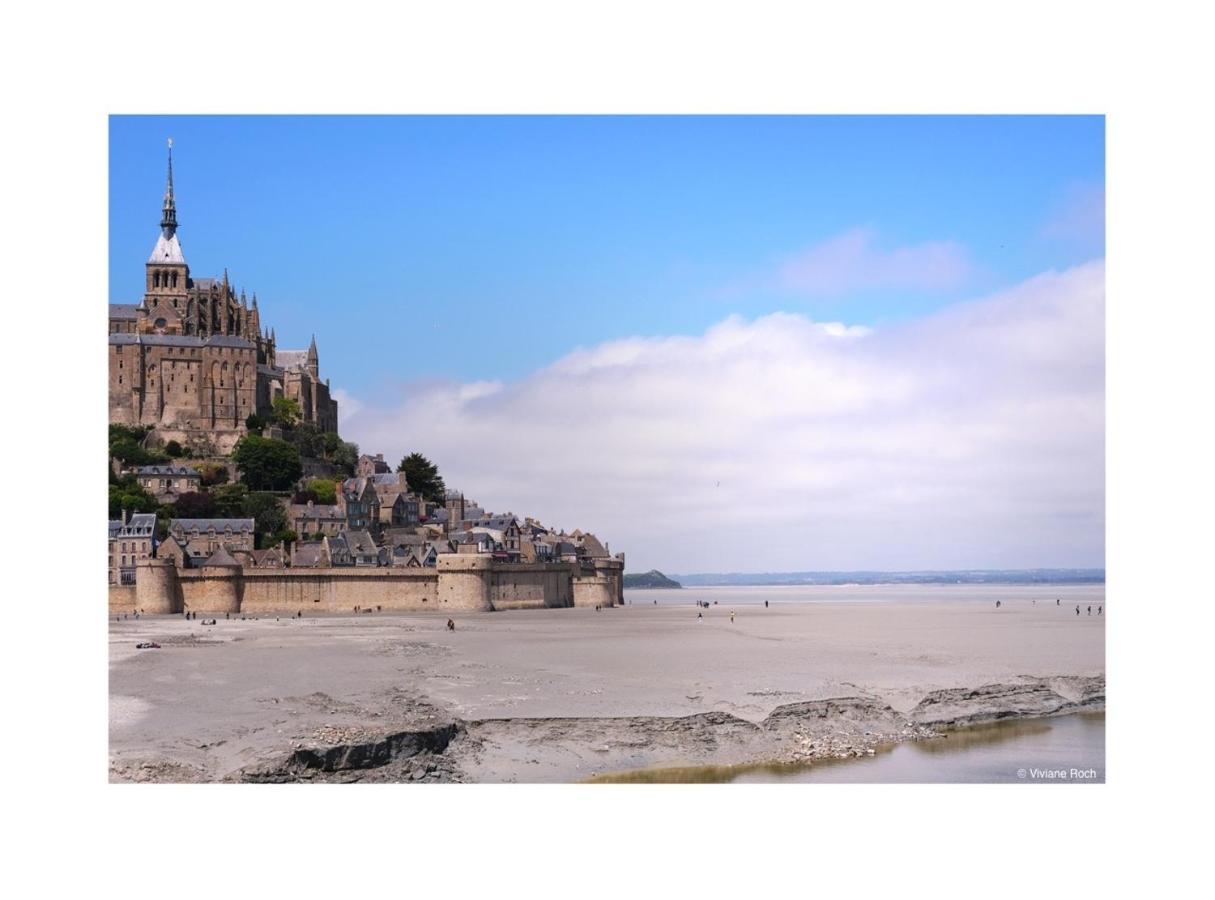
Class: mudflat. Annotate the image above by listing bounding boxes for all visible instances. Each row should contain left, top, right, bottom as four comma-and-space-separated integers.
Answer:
109, 585, 1105, 782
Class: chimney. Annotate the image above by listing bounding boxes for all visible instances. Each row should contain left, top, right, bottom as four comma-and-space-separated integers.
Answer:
121, 508, 129, 526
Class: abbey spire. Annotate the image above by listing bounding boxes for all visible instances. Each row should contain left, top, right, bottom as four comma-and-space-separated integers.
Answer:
148, 138, 186, 266
161, 139, 178, 236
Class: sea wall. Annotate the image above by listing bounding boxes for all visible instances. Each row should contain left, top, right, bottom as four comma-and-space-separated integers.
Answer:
131, 554, 623, 615
108, 583, 137, 613
489, 564, 574, 610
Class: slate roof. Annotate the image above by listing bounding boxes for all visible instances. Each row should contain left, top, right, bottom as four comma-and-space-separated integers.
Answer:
118, 513, 158, 537
473, 515, 520, 532
109, 333, 256, 349
171, 518, 254, 532
134, 465, 199, 477
291, 541, 328, 567
109, 303, 140, 319
277, 350, 308, 370
340, 530, 379, 556
202, 546, 240, 567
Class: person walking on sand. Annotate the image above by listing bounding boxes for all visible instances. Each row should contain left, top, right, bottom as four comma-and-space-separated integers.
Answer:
447, 618, 455, 632
1098, 605, 1103, 615
765, 599, 769, 608
1087, 605, 1092, 616
1076, 605, 1080, 616
1057, 598, 1060, 606
731, 611, 735, 623
697, 611, 703, 622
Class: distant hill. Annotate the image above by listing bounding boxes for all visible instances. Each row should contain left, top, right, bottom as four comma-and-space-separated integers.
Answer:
623, 569, 683, 589
669, 569, 1105, 587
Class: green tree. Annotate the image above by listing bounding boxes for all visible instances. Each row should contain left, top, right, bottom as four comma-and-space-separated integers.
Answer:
173, 491, 217, 518
211, 483, 250, 518
245, 412, 267, 432
232, 435, 303, 491
331, 440, 359, 477
109, 424, 168, 467
198, 463, 229, 487
305, 478, 338, 505
164, 440, 184, 458
108, 481, 157, 519
272, 396, 302, 428
242, 491, 288, 549
288, 422, 325, 458
398, 452, 446, 505
321, 431, 343, 456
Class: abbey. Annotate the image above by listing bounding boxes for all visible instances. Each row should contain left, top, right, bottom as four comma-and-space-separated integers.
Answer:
109, 145, 338, 454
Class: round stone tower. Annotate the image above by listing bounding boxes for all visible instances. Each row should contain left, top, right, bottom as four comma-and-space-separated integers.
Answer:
135, 557, 181, 614
436, 554, 494, 610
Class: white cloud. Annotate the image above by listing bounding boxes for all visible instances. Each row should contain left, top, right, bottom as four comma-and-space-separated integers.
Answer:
342, 261, 1104, 573
331, 387, 363, 425
778, 227, 973, 296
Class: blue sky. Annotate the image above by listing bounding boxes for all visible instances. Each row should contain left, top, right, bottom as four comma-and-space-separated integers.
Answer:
109, 117, 1104, 570
110, 116, 1103, 397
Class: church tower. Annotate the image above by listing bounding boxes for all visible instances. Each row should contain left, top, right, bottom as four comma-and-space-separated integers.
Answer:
306, 334, 319, 379
140, 140, 190, 333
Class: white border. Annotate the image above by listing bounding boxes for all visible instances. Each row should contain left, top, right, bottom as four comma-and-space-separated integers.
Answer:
3, 0, 1211, 894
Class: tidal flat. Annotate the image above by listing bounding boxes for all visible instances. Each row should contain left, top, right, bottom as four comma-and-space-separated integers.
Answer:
109, 585, 1105, 783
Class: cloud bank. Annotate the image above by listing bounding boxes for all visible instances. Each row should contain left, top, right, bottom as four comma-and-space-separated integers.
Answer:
343, 261, 1104, 572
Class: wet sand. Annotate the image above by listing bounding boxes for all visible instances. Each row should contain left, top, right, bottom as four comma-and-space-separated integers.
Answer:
109, 585, 1105, 782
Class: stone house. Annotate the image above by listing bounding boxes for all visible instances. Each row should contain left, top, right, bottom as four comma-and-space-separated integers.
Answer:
357, 453, 391, 476
108, 512, 157, 585
288, 500, 345, 538
132, 464, 200, 500
169, 518, 255, 555
338, 529, 384, 567
472, 515, 523, 560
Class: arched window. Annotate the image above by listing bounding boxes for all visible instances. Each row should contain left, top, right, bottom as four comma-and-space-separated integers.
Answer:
153, 271, 160, 288
172, 272, 178, 288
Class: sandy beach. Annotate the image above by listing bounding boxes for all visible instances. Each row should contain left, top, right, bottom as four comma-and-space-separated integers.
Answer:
109, 585, 1105, 782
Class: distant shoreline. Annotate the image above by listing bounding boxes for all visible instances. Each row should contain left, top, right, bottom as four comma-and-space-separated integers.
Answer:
665, 569, 1105, 587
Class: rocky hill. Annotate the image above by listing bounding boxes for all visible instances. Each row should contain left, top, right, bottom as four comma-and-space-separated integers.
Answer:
622, 569, 682, 589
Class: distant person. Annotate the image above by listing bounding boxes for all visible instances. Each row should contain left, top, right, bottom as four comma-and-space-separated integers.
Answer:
730, 611, 735, 623
225, 612, 229, 620
1057, 598, 1060, 606
765, 600, 769, 608
447, 618, 455, 631
697, 611, 703, 622
1076, 605, 1080, 616
1098, 605, 1103, 615
996, 600, 1001, 608
1087, 605, 1092, 616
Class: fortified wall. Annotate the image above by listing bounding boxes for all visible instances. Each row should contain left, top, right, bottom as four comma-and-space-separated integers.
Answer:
111, 554, 624, 616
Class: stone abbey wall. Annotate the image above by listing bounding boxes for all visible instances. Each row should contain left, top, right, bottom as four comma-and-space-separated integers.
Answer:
130, 555, 624, 616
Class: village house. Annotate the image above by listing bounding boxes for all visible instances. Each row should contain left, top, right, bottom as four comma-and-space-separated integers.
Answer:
290, 537, 332, 568
356, 453, 391, 476
169, 518, 255, 555
108, 512, 157, 585
132, 464, 200, 500
288, 500, 345, 538
339, 477, 380, 532
336, 529, 386, 566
